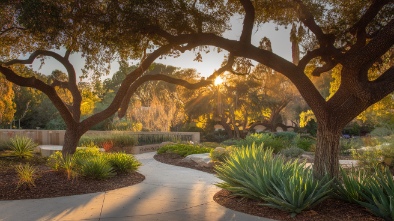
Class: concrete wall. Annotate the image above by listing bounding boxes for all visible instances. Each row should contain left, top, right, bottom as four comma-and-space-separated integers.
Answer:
0, 130, 200, 145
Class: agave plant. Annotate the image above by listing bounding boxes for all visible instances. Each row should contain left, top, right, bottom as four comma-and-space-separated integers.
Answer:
215, 143, 333, 217
333, 167, 369, 203
9, 136, 38, 159
261, 167, 332, 217
356, 168, 394, 221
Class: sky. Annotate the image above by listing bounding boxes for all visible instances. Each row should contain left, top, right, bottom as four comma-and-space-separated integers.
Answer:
30, 16, 292, 80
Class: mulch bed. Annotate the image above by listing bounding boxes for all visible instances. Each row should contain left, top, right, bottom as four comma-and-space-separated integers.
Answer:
0, 157, 145, 200
153, 152, 216, 174
154, 152, 385, 221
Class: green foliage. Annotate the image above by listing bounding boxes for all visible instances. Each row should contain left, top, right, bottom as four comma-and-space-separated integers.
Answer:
157, 143, 212, 157
203, 131, 229, 143
275, 131, 298, 141
48, 147, 141, 179
210, 146, 233, 162
352, 147, 383, 169
107, 153, 141, 173
137, 134, 187, 145
47, 151, 64, 171
215, 144, 332, 216
370, 127, 394, 137
356, 168, 394, 221
78, 134, 137, 149
73, 147, 102, 162
339, 138, 363, 155
15, 163, 36, 189
79, 156, 115, 180
234, 133, 287, 153
9, 135, 38, 159
333, 167, 370, 203
295, 136, 315, 151
47, 151, 78, 180
261, 168, 332, 218
335, 167, 394, 221
279, 147, 304, 158
221, 139, 238, 146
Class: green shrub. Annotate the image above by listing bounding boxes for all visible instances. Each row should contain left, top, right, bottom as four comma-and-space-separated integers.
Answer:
339, 138, 363, 154
157, 143, 212, 157
73, 147, 102, 165
279, 147, 304, 158
15, 163, 37, 189
333, 167, 370, 203
215, 144, 332, 217
47, 151, 78, 180
9, 136, 38, 159
221, 139, 238, 146
370, 127, 394, 137
234, 133, 287, 153
351, 147, 383, 169
48, 147, 102, 179
107, 153, 141, 173
357, 168, 394, 221
336, 167, 394, 221
210, 146, 233, 162
261, 167, 332, 218
274, 131, 298, 142
295, 136, 315, 151
203, 130, 229, 143
79, 156, 115, 179
78, 134, 137, 149
47, 151, 64, 171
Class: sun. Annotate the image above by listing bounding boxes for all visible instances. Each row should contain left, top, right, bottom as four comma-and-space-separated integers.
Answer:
214, 76, 224, 86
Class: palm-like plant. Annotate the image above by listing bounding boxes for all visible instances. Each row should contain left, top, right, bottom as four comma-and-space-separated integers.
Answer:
9, 136, 38, 159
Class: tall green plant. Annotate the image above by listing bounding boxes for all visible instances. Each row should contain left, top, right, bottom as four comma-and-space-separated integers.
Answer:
80, 156, 115, 179
107, 153, 141, 173
215, 143, 332, 217
9, 136, 38, 159
333, 167, 369, 203
357, 168, 394, 221
335, 167, 394, 221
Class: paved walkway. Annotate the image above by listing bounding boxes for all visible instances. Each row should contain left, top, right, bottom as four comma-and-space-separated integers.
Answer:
0, 152, 273, 221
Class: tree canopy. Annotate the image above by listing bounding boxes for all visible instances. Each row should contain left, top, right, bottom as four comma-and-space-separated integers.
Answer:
0, 0, 393, 178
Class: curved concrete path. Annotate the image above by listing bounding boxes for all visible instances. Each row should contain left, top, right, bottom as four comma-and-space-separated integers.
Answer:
0, 152, 274, 221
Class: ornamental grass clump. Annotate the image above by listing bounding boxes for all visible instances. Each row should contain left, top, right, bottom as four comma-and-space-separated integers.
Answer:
15, 163, 37, 189
107, 152, 141, 173
48, 147, 142, 180
335, 167, 394, 221
79, 156, 115, 179
47, 151, 78, 180
9, 135, 38, 159
215, 143, 333, 217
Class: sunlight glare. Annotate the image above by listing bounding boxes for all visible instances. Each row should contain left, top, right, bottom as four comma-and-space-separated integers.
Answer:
214, 76, 224, 85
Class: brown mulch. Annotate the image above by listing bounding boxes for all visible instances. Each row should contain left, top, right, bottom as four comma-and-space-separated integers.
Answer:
0, 156, 145, 200
153, 152, 216, 174
154, 152, 385, 221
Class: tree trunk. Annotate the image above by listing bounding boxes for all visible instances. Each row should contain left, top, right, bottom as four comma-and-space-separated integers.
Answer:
220, 117, 233, 139
62, 127, 82, 157
313, 122, 341, 179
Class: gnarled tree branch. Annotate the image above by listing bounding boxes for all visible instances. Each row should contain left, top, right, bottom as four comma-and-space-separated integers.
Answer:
80, 44, 173, 132
4, 49, 82, 120
0, 65, 75, 127
239, 0, 255, 45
